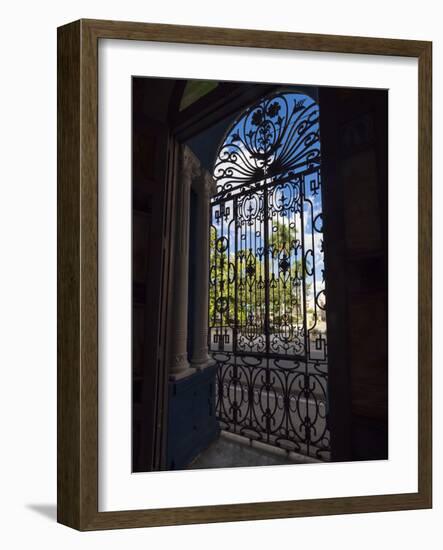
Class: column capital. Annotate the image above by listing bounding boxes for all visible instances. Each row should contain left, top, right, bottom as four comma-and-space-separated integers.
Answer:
181, 144, 201, 183
194, 166, 218, 198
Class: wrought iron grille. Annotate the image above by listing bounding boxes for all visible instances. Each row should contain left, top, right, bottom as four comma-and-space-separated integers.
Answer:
209, 91, 329, 460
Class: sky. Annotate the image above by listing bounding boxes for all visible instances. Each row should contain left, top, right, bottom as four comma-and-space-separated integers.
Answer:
210, 91, 326, 310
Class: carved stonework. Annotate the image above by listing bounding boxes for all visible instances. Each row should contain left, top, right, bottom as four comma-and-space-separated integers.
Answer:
191, 346, 212, 369
202, 170, 218, 197
173, 352, 189, 372
169, 145, 215, 379
168, 144, 200, 381
192, 166, 217, 197
181, 144, 201, 183
189, 166, 214, 371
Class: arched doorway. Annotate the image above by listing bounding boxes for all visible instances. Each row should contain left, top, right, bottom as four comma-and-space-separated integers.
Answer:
209, 91, 330, 460
132, 77, 388, 471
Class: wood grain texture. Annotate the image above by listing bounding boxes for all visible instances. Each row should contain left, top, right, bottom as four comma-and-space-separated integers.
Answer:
57, 20, 81, 528
83, 18, 428, 57
417, 42, 432, 505
57, 19, 432, 530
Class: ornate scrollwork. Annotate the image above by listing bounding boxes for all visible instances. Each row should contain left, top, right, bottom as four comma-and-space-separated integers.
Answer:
209, 91, 329, 460
213, 92, 321, 199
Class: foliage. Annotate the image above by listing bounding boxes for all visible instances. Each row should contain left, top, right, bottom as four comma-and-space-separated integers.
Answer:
209, 220, 312, 332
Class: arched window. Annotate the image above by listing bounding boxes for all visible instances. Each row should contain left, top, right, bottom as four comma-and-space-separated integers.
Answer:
209, 91, 329, 459
213, 91, 321, 197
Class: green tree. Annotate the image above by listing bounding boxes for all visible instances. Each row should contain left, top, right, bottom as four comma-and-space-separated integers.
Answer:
209, 220, 310, 335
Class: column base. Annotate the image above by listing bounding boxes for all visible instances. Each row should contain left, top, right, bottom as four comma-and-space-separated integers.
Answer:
169, 367, 196, 382
166, 364, 220, 470
190, 357, 216, 371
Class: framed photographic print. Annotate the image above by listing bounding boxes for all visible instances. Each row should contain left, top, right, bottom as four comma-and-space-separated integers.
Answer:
57, 19, 432, 530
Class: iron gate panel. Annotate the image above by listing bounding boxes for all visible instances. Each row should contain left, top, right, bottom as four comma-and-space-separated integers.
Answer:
209, 92, 329, 460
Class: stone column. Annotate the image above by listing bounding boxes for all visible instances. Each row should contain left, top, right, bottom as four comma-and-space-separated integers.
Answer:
169, 145, 200, 380
190, 169, 218, 370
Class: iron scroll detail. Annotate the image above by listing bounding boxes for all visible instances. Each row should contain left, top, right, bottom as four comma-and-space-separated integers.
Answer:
209, 91, 329, 460
213, 92, 321, 199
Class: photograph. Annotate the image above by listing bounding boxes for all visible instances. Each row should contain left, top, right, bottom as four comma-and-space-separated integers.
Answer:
132, 77, 388, 472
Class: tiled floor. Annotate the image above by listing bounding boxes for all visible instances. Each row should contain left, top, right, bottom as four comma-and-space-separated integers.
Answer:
187, 433, 309, 470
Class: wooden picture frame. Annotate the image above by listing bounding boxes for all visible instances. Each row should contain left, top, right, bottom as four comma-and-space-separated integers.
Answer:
57, 19, 432, 530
